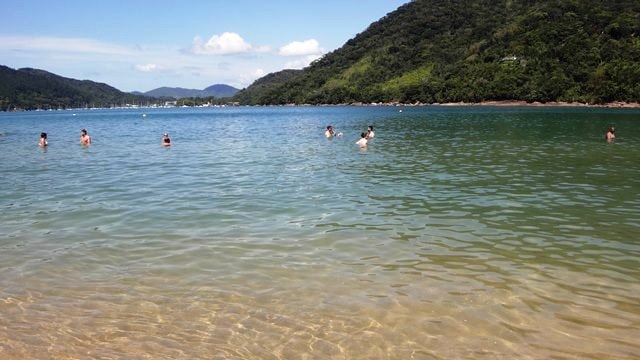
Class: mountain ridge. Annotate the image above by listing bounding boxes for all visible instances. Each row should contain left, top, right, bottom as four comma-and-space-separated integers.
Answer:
0, 65, 158, 110
140, 84, 239, 99
235, 0, 640, 105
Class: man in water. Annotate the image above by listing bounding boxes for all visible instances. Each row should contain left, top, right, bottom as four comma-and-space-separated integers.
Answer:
606, 127, 615, 142
325, 125, 343, 138
367, 125, 375, 139
162, 133, 171, 146
80, 129, 91, 145
39, 132, 48, 147
356, 132, 368, 147
325, 126, 336, 138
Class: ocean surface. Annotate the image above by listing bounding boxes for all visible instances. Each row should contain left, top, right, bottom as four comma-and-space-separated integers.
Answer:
0, 106, 639, 359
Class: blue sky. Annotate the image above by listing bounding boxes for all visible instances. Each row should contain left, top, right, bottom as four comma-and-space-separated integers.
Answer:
0, 0, 408, 92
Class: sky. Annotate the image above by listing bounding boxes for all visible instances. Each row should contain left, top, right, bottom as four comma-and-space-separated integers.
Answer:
0, 0, 409, 92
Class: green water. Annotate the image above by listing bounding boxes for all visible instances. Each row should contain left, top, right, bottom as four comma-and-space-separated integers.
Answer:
0, 106, 639, 359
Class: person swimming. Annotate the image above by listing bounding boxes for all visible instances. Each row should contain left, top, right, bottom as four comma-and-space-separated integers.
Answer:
162, 133, 171, 146
80, 129, 91, 145
39, 132, 48, 147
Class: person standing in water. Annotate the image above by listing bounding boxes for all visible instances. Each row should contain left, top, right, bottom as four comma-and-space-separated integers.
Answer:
325, 126, 336, 138
325, 125, 343, 138
80, 129, 91, 145
605, 127, 615, 142
162, 133, 171, 146
39, 132, 48, 147
356, 132, 368, 147
367, 125, 375, 139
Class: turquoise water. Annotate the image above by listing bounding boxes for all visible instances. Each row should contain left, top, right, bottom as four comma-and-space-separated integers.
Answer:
1, 106, 639, 359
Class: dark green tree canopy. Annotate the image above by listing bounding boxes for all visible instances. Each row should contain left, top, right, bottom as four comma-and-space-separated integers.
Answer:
235, 0, 640, 105
0, 66, 159, 110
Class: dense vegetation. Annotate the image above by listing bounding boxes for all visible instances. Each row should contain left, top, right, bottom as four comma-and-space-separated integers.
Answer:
0, 66, 157, 110
235, 0, 640, 105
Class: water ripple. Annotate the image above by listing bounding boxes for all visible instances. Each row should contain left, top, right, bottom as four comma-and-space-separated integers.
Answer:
1, 107, 639, 358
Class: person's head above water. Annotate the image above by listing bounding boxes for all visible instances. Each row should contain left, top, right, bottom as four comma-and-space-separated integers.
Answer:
40, 132, 47, 139
81, 129, 87, 136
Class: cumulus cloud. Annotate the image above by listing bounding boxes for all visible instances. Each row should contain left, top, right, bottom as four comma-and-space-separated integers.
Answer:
278, 39, 322, 57
235, 68, 267, 88
192, 32, 253, 55
284, 54, 323, 69
135, 63, 161, 72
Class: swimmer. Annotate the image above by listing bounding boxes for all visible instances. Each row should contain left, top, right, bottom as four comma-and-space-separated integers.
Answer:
162, 133, 171, 146
80, 129, 91, 145
39, 132, 48, 147
367, 125, 375, 139
356, 132, 368, 147
605, 127, 615, 142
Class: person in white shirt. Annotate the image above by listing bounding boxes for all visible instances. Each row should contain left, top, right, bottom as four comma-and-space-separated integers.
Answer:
356, 132, 368, 147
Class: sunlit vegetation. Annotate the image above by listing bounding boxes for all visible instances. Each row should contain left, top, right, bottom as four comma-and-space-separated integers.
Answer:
235, 0, 640, 105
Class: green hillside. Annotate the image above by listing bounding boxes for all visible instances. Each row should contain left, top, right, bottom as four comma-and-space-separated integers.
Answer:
235, 0, 640, 105
0, 66, 155, 110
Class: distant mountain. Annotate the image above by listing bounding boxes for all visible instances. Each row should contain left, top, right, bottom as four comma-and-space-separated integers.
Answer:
141, 84, 239, 99
235, 0, 640, 105
203, 84, 239, 98
0, 65, 155, 110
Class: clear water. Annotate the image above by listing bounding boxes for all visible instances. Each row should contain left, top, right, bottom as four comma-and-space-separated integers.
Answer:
1, 106, 639, 359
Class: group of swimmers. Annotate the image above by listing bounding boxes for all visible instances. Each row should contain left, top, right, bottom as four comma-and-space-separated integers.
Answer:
39, 129, 171, 147
325, 125, 375, 147
38, 125, 615, 148
40, 129, 93, 147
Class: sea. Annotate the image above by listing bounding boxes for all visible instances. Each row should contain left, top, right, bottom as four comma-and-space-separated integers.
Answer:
0, 106, 639, 359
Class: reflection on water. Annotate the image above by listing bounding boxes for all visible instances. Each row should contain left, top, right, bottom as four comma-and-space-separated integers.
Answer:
0, 106, 639, 359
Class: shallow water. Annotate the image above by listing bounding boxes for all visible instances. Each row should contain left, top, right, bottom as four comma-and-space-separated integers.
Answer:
0, 106, 639, 359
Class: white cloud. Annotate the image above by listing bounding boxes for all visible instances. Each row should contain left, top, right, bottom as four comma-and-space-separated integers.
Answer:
235, 68, 267, 88
192, 32, 253, 55
0, 35, 133, 55
284, 54, 323, 69
135, 63, 161, 72
278, 39, 322, 56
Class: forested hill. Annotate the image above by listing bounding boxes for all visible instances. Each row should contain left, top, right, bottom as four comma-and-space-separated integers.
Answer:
141, 84, 239, 99
0, 66, 154, 110
235, 0, 640, 105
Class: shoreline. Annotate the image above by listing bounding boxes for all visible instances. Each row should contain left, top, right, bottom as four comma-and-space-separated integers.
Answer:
4, 100, 640, 112
432, 100, 640, 108
334, 100, 640, 108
